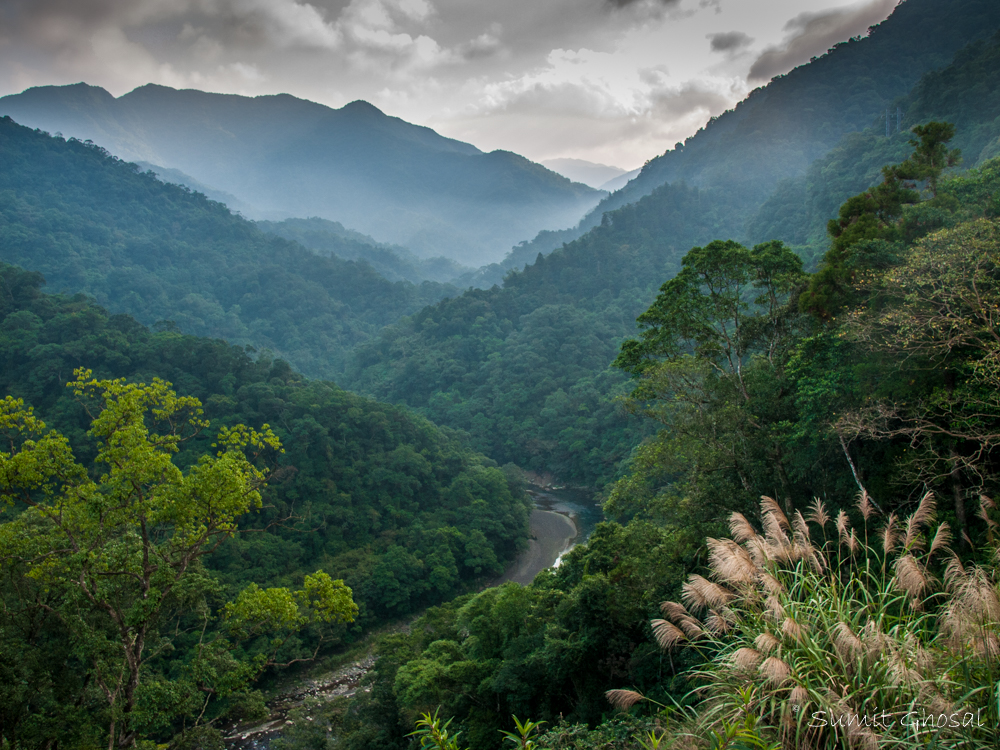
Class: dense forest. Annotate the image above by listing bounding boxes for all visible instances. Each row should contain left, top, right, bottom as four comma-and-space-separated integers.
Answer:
318, 125, 1000, 750
2, 0, 1000, 748
0, 118, 461, 378
0, 266, 529, 747
344, 27, 1000, 489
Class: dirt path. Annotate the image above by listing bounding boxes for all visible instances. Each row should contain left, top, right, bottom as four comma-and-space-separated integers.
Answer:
495, 509, 577, 585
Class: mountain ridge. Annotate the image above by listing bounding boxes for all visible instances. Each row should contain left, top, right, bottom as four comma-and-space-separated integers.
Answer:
0, 83, 601, 265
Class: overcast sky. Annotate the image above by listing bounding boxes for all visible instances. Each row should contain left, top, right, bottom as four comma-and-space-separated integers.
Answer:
0, 0, 899, 169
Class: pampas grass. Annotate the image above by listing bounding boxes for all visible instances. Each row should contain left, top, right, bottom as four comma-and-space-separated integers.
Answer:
610, 493, 1000, 749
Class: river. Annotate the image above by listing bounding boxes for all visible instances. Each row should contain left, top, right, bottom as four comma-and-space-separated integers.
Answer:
495, 486, 604, 585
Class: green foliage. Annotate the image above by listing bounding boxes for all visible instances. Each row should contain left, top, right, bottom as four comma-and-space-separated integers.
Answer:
0, 373, 356, 748
0, 116, 455, 379
0, 263, 530, 632
629, 495, 1000, 749
331, 520, 694, 750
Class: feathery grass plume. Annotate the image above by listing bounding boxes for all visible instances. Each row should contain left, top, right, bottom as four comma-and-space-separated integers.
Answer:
759, 656, 791, 686
650, 619, 687, 649
744, 536, 771, 567
789, 685, 810, 706
856, 490, 875, 522
758, 571, 785, 596
836, 510, 850, 542
860, 620, 891, 660
731, 647, 763, 671
946, 566, 1000, 626
847, 723, 879, 750
676, 614, 706, 639
706, 609, 735, 634
761, 497, 791, 548
765, 595, 785, 621
633, 484, 1000, 748
943, 555, 966, 591
707, 538, 757, 586
807, 497, 830, 528
903, 492, 936, 550
894, 553, 933, 598
660, 600, 690, 619
605, 689, 646, 710
781, 617, 805, 643
729, 512, 759, 543
831, 621, 863, 661
845, 529, 860, 555
881, 513, 899, 556
682, 575, 733, 612
754, 632, 781, 653
887, 651, 922, 688
929, 521, 953, 556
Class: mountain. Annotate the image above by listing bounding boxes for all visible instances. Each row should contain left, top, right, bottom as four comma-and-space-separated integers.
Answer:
500, 0, 1000, 268
342, 0, 1000, 487
598, 167, 640, 192
0, 85, 602, 266
0, 116, 458, 378
257, 217, 472, 286
541, 158, 628, 189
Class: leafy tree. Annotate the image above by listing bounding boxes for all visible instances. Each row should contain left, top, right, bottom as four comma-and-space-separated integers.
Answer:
0, 371, 356, 748
611, 240, 806, 518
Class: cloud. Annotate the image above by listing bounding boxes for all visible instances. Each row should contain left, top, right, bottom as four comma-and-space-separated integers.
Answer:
707, 31, 753, 53
748, 0, 898, 82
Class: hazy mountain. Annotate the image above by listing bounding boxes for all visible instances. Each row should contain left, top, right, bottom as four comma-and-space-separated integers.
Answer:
541, 158, 627, 189
0, 85, 602, 266
0, 116, 459, 378
257, 217, 472, 286
343, 0, 1000, 485
598, 167, 641, 193
505, 0, 1000, 265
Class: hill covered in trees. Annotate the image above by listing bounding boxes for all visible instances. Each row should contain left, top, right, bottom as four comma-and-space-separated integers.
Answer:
0, 85, 602, 265
343, 7, 1000, 488
479, 0, 1000, 283
0, 117, 462, 379
318, 128, 1000, 750
0, 262, 530, 746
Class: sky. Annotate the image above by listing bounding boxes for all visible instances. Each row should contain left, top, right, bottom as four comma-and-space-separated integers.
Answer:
0, 0, 900, 169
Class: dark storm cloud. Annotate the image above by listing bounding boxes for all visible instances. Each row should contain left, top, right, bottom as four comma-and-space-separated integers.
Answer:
748, 0, 898, 82
707, 31, 753, 53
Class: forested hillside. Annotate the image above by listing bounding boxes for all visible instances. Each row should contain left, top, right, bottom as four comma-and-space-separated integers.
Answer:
0, 118, 458, 378
323, 131, 1000, 750
0, 263, 530, 746
258, 217, 471, 286
747, 29, 1000, 260
0, 85, 601, 265
344, 12, 1000, 488
494, 0, 1000, 275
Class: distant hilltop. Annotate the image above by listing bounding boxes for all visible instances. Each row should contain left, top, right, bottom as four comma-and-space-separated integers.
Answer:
0, 83, 602, 266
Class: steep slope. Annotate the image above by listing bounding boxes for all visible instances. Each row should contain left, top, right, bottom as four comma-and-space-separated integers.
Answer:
258, 217, 471, 285
748, 29, 1000, 258
343, 2, 1000, 486
0, 85, 601, 265
0, 117, 455, 378
498, 0, 1000, 272
0, 260, 530, 700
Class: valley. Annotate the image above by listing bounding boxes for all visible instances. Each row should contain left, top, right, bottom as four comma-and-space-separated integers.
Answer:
2, 1, 1000, 749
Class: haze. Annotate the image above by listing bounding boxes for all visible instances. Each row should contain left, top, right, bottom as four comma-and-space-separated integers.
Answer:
0, 0, 897, 169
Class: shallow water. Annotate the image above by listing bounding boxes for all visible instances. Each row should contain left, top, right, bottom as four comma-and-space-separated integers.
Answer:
529, 486, 604, 566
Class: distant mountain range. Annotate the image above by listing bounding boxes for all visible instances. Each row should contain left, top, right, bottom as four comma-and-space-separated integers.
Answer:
0, 84, 602, 266
541, 158, 630, 189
